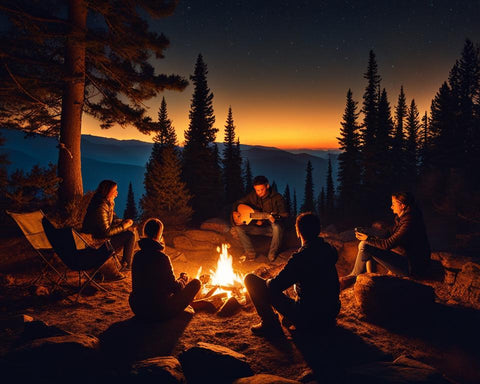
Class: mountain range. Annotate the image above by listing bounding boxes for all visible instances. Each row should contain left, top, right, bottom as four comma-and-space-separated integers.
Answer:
1, 129, 338, 215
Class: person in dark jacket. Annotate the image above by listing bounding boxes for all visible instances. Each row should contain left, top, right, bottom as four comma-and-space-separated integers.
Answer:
232, 175, 288, 262
244, 212, 340, 337
129, 218, 201, 320
343, 191, 430, 285
82, 180, 135, 271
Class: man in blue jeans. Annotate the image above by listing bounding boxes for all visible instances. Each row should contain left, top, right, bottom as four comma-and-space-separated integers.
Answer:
232, 176, 288, 262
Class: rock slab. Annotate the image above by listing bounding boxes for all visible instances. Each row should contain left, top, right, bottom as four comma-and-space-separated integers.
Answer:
130, 356, 186, 384
354, 274, 435, 325
233, 373, 301, 383
179, 342, 253, 383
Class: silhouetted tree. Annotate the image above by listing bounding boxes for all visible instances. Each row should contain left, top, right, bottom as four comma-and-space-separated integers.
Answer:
405, 99, 420, 187
376, 88, 394, 193
182, 54, 223, 222
325, 158, 335, 223
156, 97, 178, 148
392, 86, 407, 187
222, 107, 244, 204
142, 147, 192, 227
337, 89, 362, 218
361, 50, 381, 201
283, 184, 292, 217
418, 111, 431, 172
0, 1, 188, 206
244, 159, 253, 193
292, 189, 298, 218
317, 187, 325, 223
271, 180, 278, 193
300, 161, 315, 213
123, 182, 138, 221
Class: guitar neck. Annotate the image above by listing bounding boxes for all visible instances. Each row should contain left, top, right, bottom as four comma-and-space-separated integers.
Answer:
250, 212, 273, 220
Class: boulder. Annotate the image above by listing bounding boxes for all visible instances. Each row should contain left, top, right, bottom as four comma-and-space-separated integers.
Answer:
100, 309, 194, 365
200, 218, 231, 234
19, 320, 71, 343
7, 334, 100, 378
354, 274, 435, 325
130, 356, 186, 384
179, 342, 253, 383
0, 314, 33, 331
449, 262, 480, 310
346, 355, 451, 383
172, 230, 226, 251
233, 374, 301, 383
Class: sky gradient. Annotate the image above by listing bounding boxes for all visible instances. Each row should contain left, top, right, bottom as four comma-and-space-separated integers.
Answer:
83, 0, 480, 149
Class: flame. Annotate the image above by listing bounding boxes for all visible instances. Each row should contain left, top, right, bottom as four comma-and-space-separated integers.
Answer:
197, 244, 246, 299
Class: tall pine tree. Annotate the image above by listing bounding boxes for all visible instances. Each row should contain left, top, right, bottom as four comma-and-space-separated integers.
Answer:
325, 157, 335, 224
337, 89, 362, 218
405, 99, 420, 188
123, 182, 138, 221
300, 161, 315, 213
292, 189, 298, 218
376, 88, 394, 194
0, 1, 187, 206
244, 159, 253, 193
182, 54, 223, 222
222, 107, 244, 204
392, 86, 407, 187
283, 184, 292, 218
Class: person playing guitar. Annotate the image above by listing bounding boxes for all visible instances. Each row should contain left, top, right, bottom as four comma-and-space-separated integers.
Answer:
232, 175, 288, 262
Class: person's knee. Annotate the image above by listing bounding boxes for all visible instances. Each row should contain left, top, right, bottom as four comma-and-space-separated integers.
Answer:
358, 240, 368, 251
244, 273, 261, 289
189, 278, 201, 292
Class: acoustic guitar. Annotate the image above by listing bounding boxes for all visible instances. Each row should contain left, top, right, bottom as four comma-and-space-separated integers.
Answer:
232, 204, 281, 226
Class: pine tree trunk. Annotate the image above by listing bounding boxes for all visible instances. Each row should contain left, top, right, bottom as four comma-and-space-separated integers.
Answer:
58, 0, 87, 206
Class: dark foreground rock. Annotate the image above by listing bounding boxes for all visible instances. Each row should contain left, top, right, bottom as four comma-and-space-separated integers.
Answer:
345, 355, 452, 383
354, 274, 435, 325
179, 342, 253, 383
130, 356, 186, 384
232, 373, 301, 383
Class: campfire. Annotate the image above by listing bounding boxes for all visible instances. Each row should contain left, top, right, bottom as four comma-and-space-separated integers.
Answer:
193, 244, 248, 316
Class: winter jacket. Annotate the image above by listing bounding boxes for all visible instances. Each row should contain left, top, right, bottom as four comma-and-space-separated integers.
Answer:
234, 188, 288, 219
268, 237, 340, 319
82, 194, 124, 238
365, 205, 431, 276
129, 238, 184, 316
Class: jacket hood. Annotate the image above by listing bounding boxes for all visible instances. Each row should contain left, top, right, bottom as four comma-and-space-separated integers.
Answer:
138, 238, 164, 252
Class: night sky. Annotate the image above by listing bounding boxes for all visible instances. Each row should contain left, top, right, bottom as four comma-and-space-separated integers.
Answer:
84, 0, 480, 149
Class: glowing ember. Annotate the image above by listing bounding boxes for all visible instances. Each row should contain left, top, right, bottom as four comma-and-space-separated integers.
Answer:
197, 243, 246, 299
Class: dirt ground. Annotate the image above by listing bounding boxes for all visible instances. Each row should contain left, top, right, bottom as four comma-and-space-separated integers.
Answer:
1, 234, 480, 383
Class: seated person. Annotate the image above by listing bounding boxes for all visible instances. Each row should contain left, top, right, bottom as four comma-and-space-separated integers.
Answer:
82, 180, 135, 272
129, 218, 201, 321
244, 212, 340, 337
342, 191, 431, 287
232, 175, 288, 262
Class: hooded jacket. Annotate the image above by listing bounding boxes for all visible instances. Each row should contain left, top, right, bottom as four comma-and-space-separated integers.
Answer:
268, 237, 340, 318
129, 238, 184, 316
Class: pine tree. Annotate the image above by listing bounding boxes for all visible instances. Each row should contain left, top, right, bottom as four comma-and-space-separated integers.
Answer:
244, 159, 253, 193
325, 158, 335, 223
376, 88, 394, 193
156, 97, 177, 148
392, 86, 407, 186
0, 1, 188, 206
123, 182, 138, 221
222, 107, 244, 204
337, 89, 362, 218
292, 189, 298, 218
317, 188, 325, 223
405, 99, 420, 187
283, 184, 292, 217
141, 147, 192, 227
418, 111, 431, 172
271, 181, 278, 193
361, 50, 381, 199
300, 161, 315, 213
182, 54, 223, 222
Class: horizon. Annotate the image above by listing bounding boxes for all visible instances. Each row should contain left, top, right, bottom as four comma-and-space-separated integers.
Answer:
81, 1, 480, 149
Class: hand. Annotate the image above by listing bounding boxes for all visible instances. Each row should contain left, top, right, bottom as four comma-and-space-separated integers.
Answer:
355, 232, 368, 241
179, 272, 189, 284
123, 219, 133, 229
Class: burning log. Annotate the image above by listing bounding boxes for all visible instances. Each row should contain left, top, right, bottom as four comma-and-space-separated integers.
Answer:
191, 293, 228, 313
217, 296, 241, 317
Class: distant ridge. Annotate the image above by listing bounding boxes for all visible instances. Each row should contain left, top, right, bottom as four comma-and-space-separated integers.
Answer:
1, 128, 337, 214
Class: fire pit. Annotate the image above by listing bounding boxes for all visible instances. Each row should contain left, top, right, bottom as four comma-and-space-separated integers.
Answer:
193, 244, 248, 316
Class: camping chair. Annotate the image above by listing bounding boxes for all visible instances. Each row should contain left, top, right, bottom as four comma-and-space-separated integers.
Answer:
7, 210, 116, 300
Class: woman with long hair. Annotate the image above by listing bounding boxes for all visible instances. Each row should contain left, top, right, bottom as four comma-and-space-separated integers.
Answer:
82, 180, 135, 271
